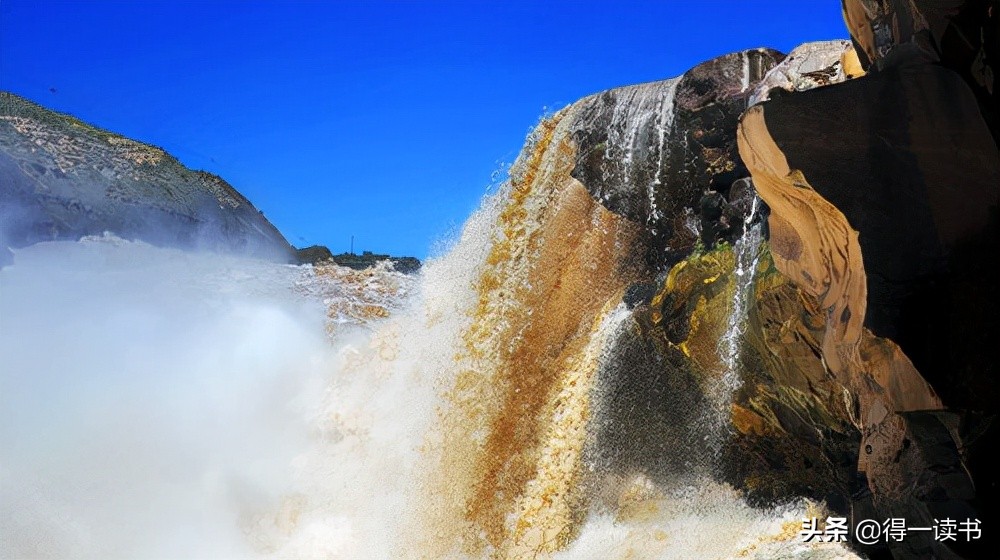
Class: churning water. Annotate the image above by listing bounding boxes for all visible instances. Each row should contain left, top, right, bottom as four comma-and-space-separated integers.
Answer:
2, 80, 854, 557
1, 204, 855, 560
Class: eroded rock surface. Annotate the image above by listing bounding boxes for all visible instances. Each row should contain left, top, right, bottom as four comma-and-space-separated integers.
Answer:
749, 40, 865, 104
738, 5, 999, 556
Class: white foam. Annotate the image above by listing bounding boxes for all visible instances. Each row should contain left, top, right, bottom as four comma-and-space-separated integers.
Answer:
0, 195, 859, 559
559, 480, 857, 560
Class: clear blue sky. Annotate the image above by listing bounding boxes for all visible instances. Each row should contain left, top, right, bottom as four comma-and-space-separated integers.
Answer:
0, 1, 846, 258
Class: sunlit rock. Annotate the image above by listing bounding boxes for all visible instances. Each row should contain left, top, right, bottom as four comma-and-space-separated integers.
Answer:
0, 92, 296, 261
749, 40, 864, 104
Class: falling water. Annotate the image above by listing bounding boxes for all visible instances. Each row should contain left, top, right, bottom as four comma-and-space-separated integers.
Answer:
717, 194, 764, 396
595, 78, 680, 232
649, 80, 680, 230
2, 88, 857, 560
0, 203, 855, 560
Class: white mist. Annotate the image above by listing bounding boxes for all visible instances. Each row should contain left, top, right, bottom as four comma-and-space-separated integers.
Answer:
0, 237, 333, 559
1, 216, 858, 559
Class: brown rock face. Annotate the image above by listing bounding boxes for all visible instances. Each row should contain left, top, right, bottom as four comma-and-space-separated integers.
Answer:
729, 252, 862, 513
738, 11, 999, 557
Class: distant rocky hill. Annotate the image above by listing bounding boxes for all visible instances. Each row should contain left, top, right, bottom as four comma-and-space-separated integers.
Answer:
295, 244, 421, 273
294, 244, 335, 264
0, 92, 296, 262
331, 250, 421, 273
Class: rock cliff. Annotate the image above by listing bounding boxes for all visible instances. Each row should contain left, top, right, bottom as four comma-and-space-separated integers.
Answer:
0, 92, 296, 262
736, 3, 998, 557
569, 48, 783, 264
444, 5, 997, 556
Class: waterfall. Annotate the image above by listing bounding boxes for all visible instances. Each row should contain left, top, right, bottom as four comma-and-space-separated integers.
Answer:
1, 89, 857, 560
718, 194, 764, 397
592, 78, 681, 236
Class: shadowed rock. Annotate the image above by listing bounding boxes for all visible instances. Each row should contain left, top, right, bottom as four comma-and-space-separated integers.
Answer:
841, 0, 999, 140
738, 11, 999, 555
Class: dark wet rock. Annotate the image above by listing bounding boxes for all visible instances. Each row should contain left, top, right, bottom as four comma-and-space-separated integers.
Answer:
589, 306, 713, 481
697, 189, 734, 247
0, 92, 296, 262
567, 48, 784, 265
622, 281, 657, 309
724, 177, 768, 239
635, 242, 863, 513
578, 43, 875, 518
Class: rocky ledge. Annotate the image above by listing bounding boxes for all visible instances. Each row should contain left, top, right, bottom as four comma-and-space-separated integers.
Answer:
728, 3, 997, 558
